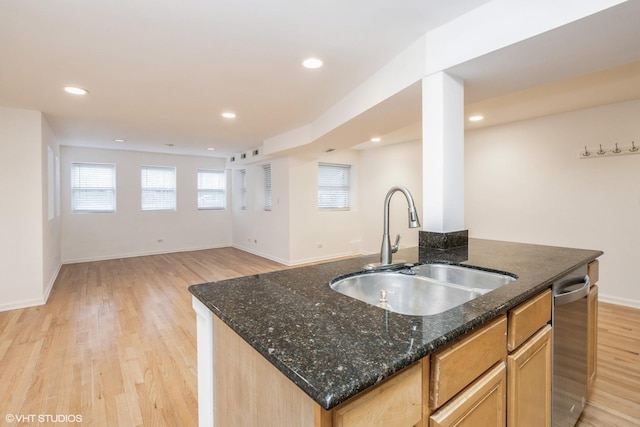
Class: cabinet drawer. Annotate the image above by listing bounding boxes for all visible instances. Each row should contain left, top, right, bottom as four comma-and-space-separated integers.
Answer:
507, 290, 551, 352
588, 260, 599, 284
333, 362, 422, 427
430, 315, 507, 409
430, 361, 506, 427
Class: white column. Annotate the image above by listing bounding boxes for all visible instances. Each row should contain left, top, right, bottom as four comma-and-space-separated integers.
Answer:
192, 296, 215, 427
421, 71, 465, 233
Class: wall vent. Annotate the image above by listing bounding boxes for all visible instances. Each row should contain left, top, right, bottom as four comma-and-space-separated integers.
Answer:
252, 149, 259, 156
240, 153, 247, 159
230, 156, 235, 162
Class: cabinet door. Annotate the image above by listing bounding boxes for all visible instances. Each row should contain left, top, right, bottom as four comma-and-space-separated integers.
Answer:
333, 362, 423, 427
507, 325, 552, 427
587, 284, 599, 394
429, 362, 506, 427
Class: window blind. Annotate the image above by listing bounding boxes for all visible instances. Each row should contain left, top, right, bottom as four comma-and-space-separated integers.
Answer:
71, 162, 116, 213
264, 164, 272, 211
197, 169, 226, 210
141, 166, 176, 211
318, 163, 350, 209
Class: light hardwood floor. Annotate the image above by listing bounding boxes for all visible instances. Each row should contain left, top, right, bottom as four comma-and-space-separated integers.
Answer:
0, 248, 638, 426
0, 248, 285, 426
576, 302, 640, 427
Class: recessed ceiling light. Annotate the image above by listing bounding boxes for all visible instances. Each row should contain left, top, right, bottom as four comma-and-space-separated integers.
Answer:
303, 57, 323, 69
64, 86, 88, 95
113, 138, 126, 143
469, 115, 484, 122
222, 112, 236, 119
207, 147, 216, 151
370, 137, 381, 142
165, 143, 174, 148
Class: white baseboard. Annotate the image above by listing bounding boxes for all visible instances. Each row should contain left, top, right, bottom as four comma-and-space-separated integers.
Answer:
230, 244, 290, 266
0, 297, 46, 313
230, 244, 359, 267
62, 243, 230, 264
287, 251, 358, 267
43, 262, 62, 303
0, 263, 62, 313
599, 294, 640, 309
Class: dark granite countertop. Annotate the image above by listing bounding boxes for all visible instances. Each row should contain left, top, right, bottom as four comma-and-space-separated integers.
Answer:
188, 238, 602, 410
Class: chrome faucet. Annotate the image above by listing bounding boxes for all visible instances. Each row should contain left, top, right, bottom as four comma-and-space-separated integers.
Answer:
366, 185, 420, 270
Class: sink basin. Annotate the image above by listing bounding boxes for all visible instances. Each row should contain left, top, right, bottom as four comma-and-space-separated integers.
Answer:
412, 263, 516, 291
329, 264, 516, 316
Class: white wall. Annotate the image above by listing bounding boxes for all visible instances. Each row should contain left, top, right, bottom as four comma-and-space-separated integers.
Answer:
0, 106, 60, 311
358, 140, 423, 254
231, 157, 291, 264
231, 152, 364, 266
466, 99, 640, 307
42, 118, 61, 300
61, 147, 232, 262
230, 145, 424, 266
288, 151, 362, 265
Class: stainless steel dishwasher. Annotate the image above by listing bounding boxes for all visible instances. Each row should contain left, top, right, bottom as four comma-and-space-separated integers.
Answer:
552, 264, 591, 427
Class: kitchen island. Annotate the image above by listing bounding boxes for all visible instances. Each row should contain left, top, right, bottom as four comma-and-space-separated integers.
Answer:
189, 238, 602, 426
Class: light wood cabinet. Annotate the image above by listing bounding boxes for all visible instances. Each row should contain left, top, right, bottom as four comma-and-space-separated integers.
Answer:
587, 283, 599, 394
506, 289, 552, 427
333, 362, 423, 427
507, 290, 551, 351
587, 259, 599, 396
507, 325, 552, 427
430, 362, 506, 427
587, 259, 600, 284
430, 316, 507, 409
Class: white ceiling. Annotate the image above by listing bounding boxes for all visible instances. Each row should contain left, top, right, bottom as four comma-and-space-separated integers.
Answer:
458, 0, 640, 130
1, 0, 639, 158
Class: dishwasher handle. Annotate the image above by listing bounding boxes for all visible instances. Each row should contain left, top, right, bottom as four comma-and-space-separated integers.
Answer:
554, 275, 590, 306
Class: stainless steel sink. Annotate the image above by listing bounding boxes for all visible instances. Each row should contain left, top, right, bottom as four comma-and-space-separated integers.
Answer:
329, 264, 516, 316
412, 263, 516, 291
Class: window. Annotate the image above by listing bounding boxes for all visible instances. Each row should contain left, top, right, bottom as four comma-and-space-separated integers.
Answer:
71, 162, 116, 213
263, 164, 272, 211
197, 169, 226, 210
239, 169, 247, 210
141, 166, 176, 211
318, 163, 351, 209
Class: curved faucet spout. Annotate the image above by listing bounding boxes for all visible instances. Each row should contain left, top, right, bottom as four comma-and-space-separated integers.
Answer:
380, 185, 421, 266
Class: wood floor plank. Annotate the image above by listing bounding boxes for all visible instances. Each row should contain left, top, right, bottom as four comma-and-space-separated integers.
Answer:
0, 248, 638, 426
576, 302, 640, 426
